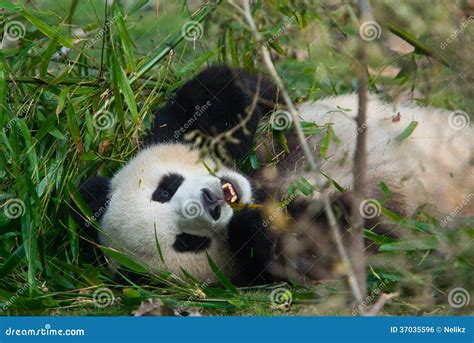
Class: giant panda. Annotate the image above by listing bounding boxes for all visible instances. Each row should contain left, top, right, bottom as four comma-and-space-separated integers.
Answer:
74, 65, 473, 285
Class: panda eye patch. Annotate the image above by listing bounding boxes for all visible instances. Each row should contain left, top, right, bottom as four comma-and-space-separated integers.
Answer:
152, 173, 184, 203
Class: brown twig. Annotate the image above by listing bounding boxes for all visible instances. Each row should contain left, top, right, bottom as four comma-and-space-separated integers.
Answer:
241, 0, 366, 310
365, 292, 399, 316
349, 0, 371, 305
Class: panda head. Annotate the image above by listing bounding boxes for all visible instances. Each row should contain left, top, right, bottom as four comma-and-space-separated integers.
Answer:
74, 66, 280, 282
103, 143, 253, 239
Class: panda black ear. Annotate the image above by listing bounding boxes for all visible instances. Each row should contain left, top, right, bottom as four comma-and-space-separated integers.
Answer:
148, 65, 280, 163
70, 176, 110, 260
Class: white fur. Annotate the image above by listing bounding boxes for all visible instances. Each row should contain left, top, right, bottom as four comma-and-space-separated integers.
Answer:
99, 143, 252, 282
99, 94, 473, 282
286, 94, 473, 215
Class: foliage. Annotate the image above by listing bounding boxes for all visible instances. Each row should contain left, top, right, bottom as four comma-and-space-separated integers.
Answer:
0, 0, 472, 315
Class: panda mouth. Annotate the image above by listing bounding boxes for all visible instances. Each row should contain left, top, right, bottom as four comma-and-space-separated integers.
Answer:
221, 180, 240, 203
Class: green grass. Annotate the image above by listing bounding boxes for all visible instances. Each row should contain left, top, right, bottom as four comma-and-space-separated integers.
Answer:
0, 0, 473, 316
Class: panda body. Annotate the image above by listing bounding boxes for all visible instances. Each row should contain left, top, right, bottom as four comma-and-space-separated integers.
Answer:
268, 94, 473, 215
76, 66, 473, 284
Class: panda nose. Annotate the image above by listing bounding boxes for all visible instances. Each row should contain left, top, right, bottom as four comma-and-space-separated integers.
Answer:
201, 188, 223, 221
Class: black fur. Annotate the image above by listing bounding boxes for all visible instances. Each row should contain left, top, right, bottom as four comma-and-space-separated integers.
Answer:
147, 65, 280, 163
173, 233, 211, 253
70, 176, 110, 262
228, 208, 276, 285
72, 66, 280, 285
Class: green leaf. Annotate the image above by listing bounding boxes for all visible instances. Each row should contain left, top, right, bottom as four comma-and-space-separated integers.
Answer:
154, 223, 165, 264
22, 10, 73, 48
320, 171, 345, 192
116, 64, 139, 122
100, 246, 148, 274
249, 151, 261, 170
275, 131, 289, 153
379, 236, 438, 252
319, 126, 332, 158
0, 59, 7, 129
206, 253, 237, 294
395, 121, 418, 141
381, 207, 404, 223
114, 1, 136, 70
364, 229, 397, 245
0, 245, 25, 278
379, 181, 393, 201
0, 1, 21, 11
228, 27, 239, 68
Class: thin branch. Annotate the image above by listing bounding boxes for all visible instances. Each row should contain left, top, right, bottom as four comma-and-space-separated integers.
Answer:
365, 292, 399, 316
348, 0, 371, 305
323, 196, 364, 306
241, 0, 317, 173
241, 0, 366, 310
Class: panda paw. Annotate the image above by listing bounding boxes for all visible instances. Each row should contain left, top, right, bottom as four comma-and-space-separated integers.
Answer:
228, 207, 276, 285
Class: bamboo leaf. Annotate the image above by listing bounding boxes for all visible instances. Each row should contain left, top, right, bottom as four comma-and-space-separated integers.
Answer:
206, 253, 237, 294
113, 1, 136, 70
22, 10, 73, 48
395, 121, 418, 141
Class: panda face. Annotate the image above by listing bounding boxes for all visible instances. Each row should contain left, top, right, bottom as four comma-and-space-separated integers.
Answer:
99, 143, 253, 261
